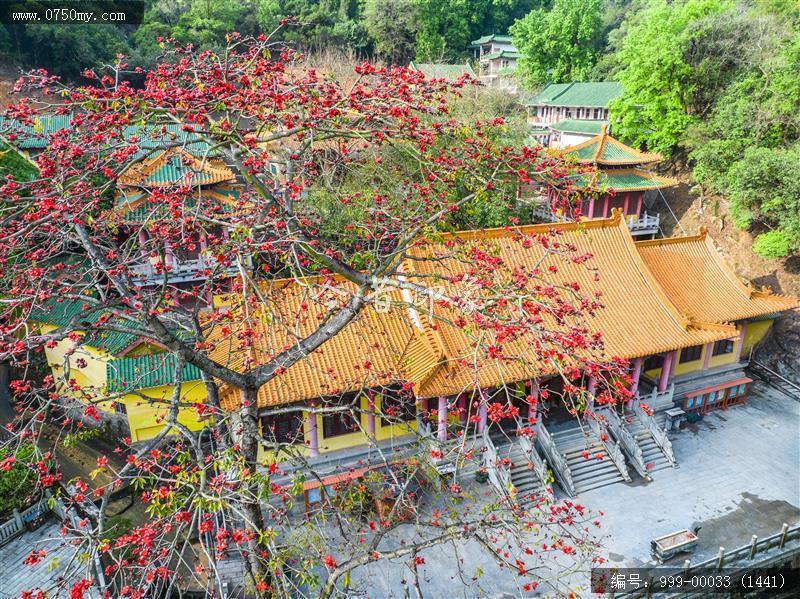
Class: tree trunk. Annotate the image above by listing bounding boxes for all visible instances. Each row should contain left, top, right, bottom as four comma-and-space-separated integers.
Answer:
231, 387, 269, 595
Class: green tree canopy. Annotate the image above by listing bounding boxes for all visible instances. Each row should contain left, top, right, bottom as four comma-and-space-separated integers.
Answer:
609, 0, 733, 156
511, 0, 604, 87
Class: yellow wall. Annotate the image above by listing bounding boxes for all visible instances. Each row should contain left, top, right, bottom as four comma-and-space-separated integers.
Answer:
741, 319, 774, 357
39, 324, 207, 442
120, 381, 207, 442
40, 324, 114, 410
643, 320, 769, 380
311, 393, 417, 455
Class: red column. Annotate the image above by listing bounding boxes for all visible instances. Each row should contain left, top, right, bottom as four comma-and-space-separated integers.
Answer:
437, 396, 447, 441
658, 352, 675, 392
477, 396, 488, 434
736, 322, 748, 361
367, 393, 376, 437
630, 358, 643, 393
307, 402, 319, 457
702, 342, 713, 370
528, 379, 540, 424
587, 197, 595, 219
458, 393, 468, 426
628, 357, 643, 408
623, 192, 630, 215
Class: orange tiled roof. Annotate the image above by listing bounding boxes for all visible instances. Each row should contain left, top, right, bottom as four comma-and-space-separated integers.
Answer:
118, 148, 235, 188
402, 212, 735, 398
210, 280, 430, 410
636, 230, 798, 322
211, 212, 742, 409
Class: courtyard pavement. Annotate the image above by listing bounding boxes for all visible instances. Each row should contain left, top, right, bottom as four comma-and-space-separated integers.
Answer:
585, 383, 799, 569
350, 382, 799, 597
1, 384, 796, 597
0, 518, 93, 598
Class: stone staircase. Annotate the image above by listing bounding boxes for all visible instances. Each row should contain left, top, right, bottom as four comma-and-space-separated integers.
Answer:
623, 412, 674, 474
550, 427, 628, 494
506, 442, 547, 497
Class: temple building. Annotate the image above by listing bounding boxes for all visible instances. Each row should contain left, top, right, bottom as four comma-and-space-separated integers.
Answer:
526, 127, 677, 237
15, 115, 798, 498
469, 34, 519, 92
522, 81, 622, 147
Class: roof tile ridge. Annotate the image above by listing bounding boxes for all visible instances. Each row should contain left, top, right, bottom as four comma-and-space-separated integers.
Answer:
553, 82, 574, 102
594, 125, 608, 162
634, 230, 707, 248
431, 214, 619, 242
611, 209, 696, 330
699, 233, 767, 300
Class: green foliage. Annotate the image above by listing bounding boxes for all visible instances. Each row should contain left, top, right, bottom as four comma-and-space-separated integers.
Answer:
511, 0, 604, 86
0, 443, 35, 518
753, 231, 793, 260
363, 0, 418, 64
610, 0, 733, 156
685, 7, 800, 258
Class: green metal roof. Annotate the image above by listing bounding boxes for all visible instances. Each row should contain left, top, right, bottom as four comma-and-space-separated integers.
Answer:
482, 50, 520, 61
550, 119, 609, 135
601, 170, 672, 191
117, 188, 238, 223
106, 353, 202, 393
470, 34, 513, 46
574, 169, 675, 192
31, 297, 142, 355
528, 82, 622, 108
409, 62, 477, 80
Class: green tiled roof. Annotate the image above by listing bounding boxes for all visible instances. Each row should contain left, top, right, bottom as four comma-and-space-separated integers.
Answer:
574, 169, 676, 192
144, 156, 218, 186
528, 82, 622, 108
601, 170, 673, 191
117, 188, 238, 223
0, 115, 212, 158
106, 353, 202, 393
31, 297, 142, 355
550, 119, 609, 135
471, 34, 513, 46
482, 50, 520, 61
0, 114, 74, 149
409, 62, 477, 80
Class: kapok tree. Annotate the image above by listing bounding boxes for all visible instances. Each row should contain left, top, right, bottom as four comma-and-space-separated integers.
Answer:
0, 34, 628, 598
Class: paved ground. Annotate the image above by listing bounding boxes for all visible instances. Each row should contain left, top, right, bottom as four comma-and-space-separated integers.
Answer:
584, 384, 800, 569
0, 518, 91, 598
350, 383, 799, 597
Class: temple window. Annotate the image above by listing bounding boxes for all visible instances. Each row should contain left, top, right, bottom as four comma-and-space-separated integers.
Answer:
321, 393, 360, 438
379, 387, 416, 426
679, 345, 703, 363
712, 339, 735, 356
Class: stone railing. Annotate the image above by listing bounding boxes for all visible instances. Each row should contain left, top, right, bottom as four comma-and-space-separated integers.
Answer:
586, 410, 631, 483
536, 424, 576, 497
605, 408, 649, 478
632, 401, 677, 467
626, 211, 660, 233
518, 434, 549, 489
0, 500, 49, 547
482, 428, 511, 494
